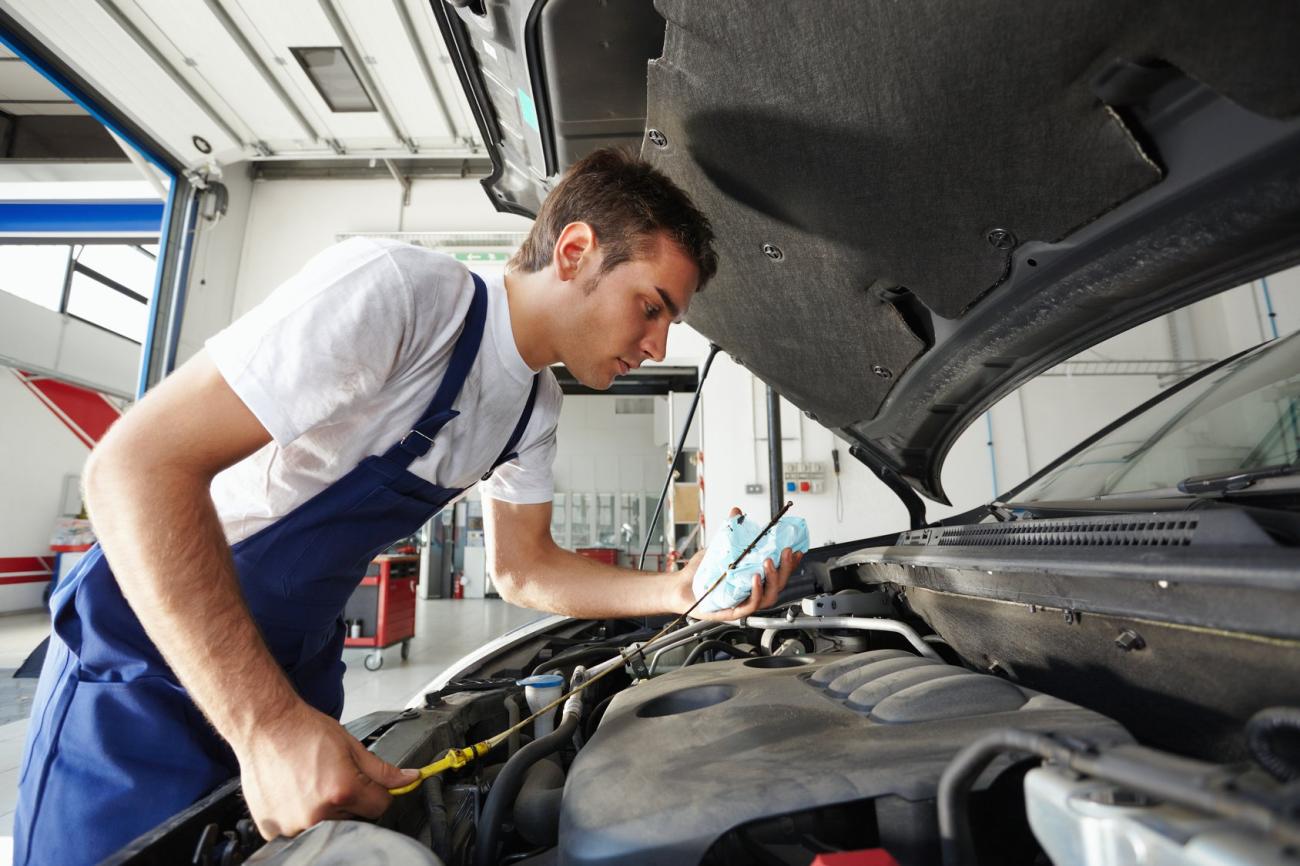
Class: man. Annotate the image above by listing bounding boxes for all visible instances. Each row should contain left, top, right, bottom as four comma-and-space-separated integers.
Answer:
15, 148, 801, 865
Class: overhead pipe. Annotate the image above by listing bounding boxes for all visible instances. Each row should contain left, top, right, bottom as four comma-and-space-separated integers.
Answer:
317, 0, 418, 154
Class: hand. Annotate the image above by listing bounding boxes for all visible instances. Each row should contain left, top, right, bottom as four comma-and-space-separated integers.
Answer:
671, 507, 804, 621
234, 701, 420, 840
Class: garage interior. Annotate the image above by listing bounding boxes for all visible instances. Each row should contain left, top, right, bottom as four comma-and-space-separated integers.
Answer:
0, 2, 1297, 864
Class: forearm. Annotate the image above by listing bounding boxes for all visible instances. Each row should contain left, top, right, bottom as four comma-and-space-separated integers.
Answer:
86, 453, 300, 749
494, 545, 688, 619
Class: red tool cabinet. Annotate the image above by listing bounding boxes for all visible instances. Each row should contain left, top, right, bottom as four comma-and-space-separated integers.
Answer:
343, 555, 418, 670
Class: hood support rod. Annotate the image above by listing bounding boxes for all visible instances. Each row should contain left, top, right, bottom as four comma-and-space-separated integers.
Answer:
766, 385, 784, 519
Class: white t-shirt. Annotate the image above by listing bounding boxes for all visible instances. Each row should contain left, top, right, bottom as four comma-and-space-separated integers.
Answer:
205, 237, 562, 545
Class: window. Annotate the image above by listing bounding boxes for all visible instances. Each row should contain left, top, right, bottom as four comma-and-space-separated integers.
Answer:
291, 47, 375, 113
1017, 335, 1300, 501
0, 241, 155, 343
0, 244, 70, 311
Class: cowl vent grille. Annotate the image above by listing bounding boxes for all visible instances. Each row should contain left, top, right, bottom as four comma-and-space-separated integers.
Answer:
899, 515, 1199, 548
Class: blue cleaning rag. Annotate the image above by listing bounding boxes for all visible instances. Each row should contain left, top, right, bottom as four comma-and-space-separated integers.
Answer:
692, 513, 809, 613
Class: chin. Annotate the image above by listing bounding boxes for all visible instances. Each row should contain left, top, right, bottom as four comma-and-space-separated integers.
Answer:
574, 366, 615, 391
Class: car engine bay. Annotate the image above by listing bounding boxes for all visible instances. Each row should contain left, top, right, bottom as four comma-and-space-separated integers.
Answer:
117, 533, 1300, 866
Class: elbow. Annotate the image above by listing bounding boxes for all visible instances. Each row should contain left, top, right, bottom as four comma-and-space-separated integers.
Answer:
488, 537, 553, 607
81, 443, 118, 519
491, 566, 529, 606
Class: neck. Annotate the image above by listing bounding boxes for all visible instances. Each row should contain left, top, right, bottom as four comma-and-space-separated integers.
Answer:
502, 267, 560, 370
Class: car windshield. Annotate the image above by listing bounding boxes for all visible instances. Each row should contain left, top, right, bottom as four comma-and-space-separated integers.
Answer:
1015, 333, 1300, 502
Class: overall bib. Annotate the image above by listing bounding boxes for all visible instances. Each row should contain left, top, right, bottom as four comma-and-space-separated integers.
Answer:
14, 274, 539, 866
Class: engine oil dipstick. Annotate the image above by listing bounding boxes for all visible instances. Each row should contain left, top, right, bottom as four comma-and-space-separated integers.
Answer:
389, 502, 795, 796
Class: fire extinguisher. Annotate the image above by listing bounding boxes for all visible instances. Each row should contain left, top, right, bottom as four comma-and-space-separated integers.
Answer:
452, 572, 464, 599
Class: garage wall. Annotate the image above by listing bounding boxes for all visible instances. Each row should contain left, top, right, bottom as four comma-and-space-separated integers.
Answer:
551, 395, 664, 497
226, 176, 532, 321
0, 370, 96, 612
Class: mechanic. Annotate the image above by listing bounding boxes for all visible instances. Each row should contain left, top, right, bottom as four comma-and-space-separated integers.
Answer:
14, 148, 801, 866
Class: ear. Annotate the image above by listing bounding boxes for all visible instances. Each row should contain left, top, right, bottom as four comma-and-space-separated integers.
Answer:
552, 222, 597, 282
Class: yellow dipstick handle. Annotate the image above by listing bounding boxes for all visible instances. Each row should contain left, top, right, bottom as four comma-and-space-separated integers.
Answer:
388, 741, 491, 795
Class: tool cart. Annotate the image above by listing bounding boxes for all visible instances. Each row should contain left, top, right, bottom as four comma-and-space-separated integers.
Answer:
343, 554, 418, 670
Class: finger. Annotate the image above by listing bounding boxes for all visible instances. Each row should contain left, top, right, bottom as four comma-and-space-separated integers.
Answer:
758, 559, 780, 607
733, 574, 765, 619
343, 745, 403, 818
344, 769, 394, 819
354, 740, 419, 789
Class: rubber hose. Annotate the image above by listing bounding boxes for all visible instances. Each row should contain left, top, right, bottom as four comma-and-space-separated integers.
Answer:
422, 775, 450, 863
474, 713, 579, 866
683, 640, 755, 667
1246, 706, 1300, 782
583, 694, 616, 741
512, 759, 565, 847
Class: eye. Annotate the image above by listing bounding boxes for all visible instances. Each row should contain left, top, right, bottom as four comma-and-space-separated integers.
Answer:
644, 302, 661, 320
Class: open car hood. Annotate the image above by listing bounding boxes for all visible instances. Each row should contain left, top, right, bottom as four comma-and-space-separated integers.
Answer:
434, 0, 1300, 503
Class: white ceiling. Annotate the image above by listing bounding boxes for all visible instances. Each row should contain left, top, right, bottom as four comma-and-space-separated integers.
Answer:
0, 44, 83, 115
0, 0, 483, 170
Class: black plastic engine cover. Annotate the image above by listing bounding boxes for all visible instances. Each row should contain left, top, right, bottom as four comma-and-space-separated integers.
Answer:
558, 651, 1130, 866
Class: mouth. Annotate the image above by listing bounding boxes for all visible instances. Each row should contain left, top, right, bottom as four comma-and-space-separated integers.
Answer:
617, 358, 631, 376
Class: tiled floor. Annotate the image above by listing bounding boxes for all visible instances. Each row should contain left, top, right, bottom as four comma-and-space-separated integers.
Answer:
0, 597, 542, 864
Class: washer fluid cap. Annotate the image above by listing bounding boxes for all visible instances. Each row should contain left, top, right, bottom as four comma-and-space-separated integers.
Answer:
519, 674, 565, 739
517, 674, 564, 688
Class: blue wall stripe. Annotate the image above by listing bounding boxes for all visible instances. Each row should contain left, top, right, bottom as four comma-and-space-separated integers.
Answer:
0, 201, 165, 234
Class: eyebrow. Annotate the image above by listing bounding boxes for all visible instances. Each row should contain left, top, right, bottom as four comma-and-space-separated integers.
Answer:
655, 287, 682, 321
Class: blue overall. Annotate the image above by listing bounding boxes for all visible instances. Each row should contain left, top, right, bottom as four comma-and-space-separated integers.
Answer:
14, 274, 539, 866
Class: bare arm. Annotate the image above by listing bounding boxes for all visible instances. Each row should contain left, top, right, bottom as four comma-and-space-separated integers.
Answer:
484, 498, 798, 620
85, 351, 414, 839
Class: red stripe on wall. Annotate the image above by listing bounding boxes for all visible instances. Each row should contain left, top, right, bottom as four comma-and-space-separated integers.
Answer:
0, 556, 53, 585
14, 370, 122, 448
0, 575, 51, 586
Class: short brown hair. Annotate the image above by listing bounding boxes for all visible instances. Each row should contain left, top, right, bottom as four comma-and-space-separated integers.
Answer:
509, 148, 717, 290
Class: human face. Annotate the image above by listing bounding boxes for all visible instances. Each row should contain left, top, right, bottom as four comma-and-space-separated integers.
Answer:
562, 232, 700, 390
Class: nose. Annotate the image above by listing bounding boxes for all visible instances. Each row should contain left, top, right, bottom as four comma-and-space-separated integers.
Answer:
640, 321, 668, 364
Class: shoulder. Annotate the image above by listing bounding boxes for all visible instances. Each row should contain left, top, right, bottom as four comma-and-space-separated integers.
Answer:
371, 241, 470, 291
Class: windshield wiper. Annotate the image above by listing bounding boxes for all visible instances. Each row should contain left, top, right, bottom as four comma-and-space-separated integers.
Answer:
1177, 462, 1297, 495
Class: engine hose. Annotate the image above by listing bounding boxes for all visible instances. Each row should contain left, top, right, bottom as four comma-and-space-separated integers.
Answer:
474, 712, 580, 866
584, 694, 616, 741
512, 759, 565, 847
683, 640, 756, 667
422, 775, 449, 863
1246, 706, 1300, 782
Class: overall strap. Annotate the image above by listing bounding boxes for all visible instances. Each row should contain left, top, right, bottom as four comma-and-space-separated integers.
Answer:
384, 272, 488, 467
482, 374, 541, 481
